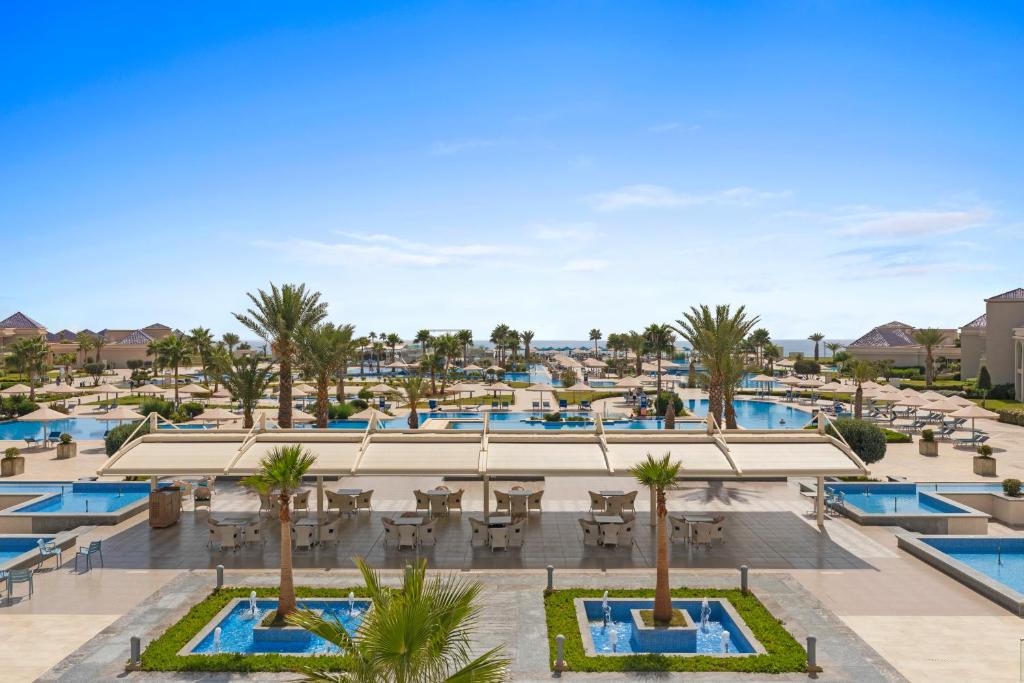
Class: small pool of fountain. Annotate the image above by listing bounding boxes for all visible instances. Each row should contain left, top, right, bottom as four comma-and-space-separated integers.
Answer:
577, 596, 762, 656
187, 593, 370, 655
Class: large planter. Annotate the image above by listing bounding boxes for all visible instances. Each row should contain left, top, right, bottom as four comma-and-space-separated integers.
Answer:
919, 440, 939, 457
56, 443, 77, 460
1, 457, 25, 477
974, 456, 997, 476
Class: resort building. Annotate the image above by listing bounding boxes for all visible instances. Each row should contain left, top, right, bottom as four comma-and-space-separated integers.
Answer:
958, 287, 1024, 398
846, 320, 960, 368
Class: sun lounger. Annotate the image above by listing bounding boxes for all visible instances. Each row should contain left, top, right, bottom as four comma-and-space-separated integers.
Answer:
542, 401, 551, 410
559, 399, 568, 410
580, 400, 591, 411
953, 433, 990, 448
532, 401, 541, 410
500, 402, 509, 411
23, 437, 38, 448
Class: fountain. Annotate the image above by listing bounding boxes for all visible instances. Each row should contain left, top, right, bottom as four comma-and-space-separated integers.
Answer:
348, 591, 359, 615
213, 626, 222, 652
700, 598, 711, 632
249, 590, 258, 617
721, 631, 730, 653
608, 628, 618, 653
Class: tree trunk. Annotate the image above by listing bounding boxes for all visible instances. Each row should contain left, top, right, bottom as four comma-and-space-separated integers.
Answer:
708, 376, 724, 429
724, 398, 738, 429
278, 354, 293, 428
656, 355, 662, 397
653, 488, 671, 624
664, 399, 676, 429
688, 359, 696, 388
316, 374, 329, 428
277, 494, 296, 619
926, 350, 934, 386
854, 386, 863, 420
408, 407, 419, 429
243, 407, 254, 429
173, 362, 180, 404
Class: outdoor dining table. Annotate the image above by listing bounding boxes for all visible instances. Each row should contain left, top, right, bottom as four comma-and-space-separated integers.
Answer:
487, 515, 512, 527
681, 513, 715, 523
598, 490, 625, 497
593, 515, 623, 525
506, 489, 531, 496
215, 516, 253, 526
394, 516, 425, 525
336, 488, 362, 496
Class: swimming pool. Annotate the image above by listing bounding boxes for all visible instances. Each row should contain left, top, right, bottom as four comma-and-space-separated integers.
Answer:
0, 482, 152, 514
0, 417, 113, 441
503, 364, 561, 386
682, 399, 812, 430
0, 537, 50, 565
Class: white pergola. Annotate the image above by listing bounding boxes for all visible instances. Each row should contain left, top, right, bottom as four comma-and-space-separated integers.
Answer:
99, 412, 867, 527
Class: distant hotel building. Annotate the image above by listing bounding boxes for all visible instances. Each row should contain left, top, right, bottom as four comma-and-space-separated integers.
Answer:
957, 287, 1024, 400
846, 321, 959, 369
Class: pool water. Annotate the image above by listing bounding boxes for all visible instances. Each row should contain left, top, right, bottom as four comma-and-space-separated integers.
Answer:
922, 538, 1024, 595
683, 399, 812, 430
584, 599, 755, 655
192, 598, 369, 654
503, 364, 560, 387
0, 417, 116, 441
0, 537, 51, 566
826, 483, 970, 515
919, 483, 1005, 494
5, 482, 151, 514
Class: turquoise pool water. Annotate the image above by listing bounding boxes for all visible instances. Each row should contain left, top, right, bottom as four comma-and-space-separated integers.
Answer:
191, 598, 369, 654
0, 537, 52, 566
921, 538, 1024, 595
683, 399, 812, 430
2, 482, 151, 514
826, 483, 972, 515
584, 599, 755, 654
0, 417, 112, 441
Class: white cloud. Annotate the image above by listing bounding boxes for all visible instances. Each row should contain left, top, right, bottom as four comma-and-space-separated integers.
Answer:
837, 208, 990, 237
587, 184, 790, 211
429, 139, 502, 156
562, 258, 609, 272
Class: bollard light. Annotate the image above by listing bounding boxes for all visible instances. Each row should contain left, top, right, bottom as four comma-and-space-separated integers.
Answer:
545, 565, 555, 594
554, 633, 567, 675
806, 635, 822, 674
128, 635, 141, 670
216, 564, 224, 589
740, 565, 748, 594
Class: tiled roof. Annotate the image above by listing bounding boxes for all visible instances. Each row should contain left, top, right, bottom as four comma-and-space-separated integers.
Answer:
879, 320, 913, 328
46, 329, 78, 342
963, 314, 987, 329
848, 325, 917, 348
144, 323, 171, 330
987, 287, 1024, 302
0, 312, 44, 329
116, 329, 155, 345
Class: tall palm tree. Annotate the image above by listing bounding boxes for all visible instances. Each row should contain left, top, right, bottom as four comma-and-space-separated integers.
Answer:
335, 332, 361, 402
398, 375, 426, 429
629, 453, 682, 625
434, 334, 460, 393
234, 283, 328, 428
912, 328, 945, 386
521, 330, 535, 366
288, 558, 509, 682
644, 323, 675, 400
146, 334, 193, 404
589, 328, 602, 355
505, 330, 521, 368
221, 332, 240, 353
75, 331, 94, 366
824, 341, 842, 358
457, 329, 474, 365
808, 333, 825, 362
414, 329, 432, 358
10, 337, 48, 400
242, 445, 316, 623
92, 335, 107, 365
189, 327, 215, 386
721, 351, 748, 429
489, 324, 509, 367
763, 342, 781, 374
206, 344, 231, 392
55, 352, 76, 383
385, 333, 402, 362
848, 359, 877, 419
674, 305, 758, 429
625, 330, 645, 376
222, 355, 277, 427
297, 323, 355, 428
748, 328, 771, 365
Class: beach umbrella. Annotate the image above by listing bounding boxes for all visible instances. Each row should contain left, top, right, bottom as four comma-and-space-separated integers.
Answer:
946, 395, 975, 407
487, 382, 514, 398
798, 378, 823, 388
875, 384, 902, 395
463, 364, 483, 373
178, 383, 212, 396
582, 357, 607, 368
368, 383, 396, 394
0, 383, 31, 396
861, 381, 882, 390
614, 376, 644, 389
290, 408, 316, 423
924, 398, 960, 413
134, 384, 166, 396
292, 383, 317, 393
528, 383, 555, 407
96, 405, 145, 430
895, 393, 930, 408
211, 387, 233, 399
197, 407, 238, 423
385, 360, 408, 369
950, 404, 999, 434
919, 390, 946, 402
17, 405, 74, 442
88, 383, 125, 396
484, 366, 504, 375
350, 407, 390, 421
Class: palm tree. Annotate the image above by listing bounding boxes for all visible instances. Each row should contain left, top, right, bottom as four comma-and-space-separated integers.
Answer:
848, 360, 877, 419
288, 558, 509, 682
457, 329, 474, 365
721, 351, 748, 429
433, 334, 460, 393
242, 445, 316, 623
297, 323, 355, 428
75, 331, 94, 366
808, 333, 825, 362
398, 375, 426, 429
629, 453, 682, 625
385, 333, 402, 362
644, 323, 675, 400
748, 328, 771, 365
221, 332, 240, 353
147, 334, 193, 403
56, 352, 76, 382
414, 329, 432, 358
505, 330, 521, 368
824, 341, 842, 358
912, 328, 946, 386
490, 324, 510, 367
206, 344, 231, 392
674, 305, 758, 428
335, 332, 362, 402
763, 343, 781, 374
92, 335, 107, 365
10, 337, 48, 400
234, 283, 328, 428
625, 330, 645, 376
189, 327, 215, 387
589, 328, 602, 355
222, 355, 277, 427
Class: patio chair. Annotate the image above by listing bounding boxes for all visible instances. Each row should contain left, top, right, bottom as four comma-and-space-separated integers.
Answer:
47, 430, 61, 445
207, 519, 218, 547
419, 519, 437, 547
691, 522, 719, 549
428, 399, 438, 411
215, 525, 240, 551
414, 490, 431, 512
617, 521, 635, 546
469, 518, 489, 547
320, 518, 342, 545
954, 433, 989, 448
337, 495, 358, 516
356, 490, 374, 512
559, 399, 568, 410
580, 400, 591, 411
447, 488, 464, 513
6, 569, 33, 604
605, 495, 624, 517
381, 518, 397, 547
508, 519, 526, 548
488, 526, 509, 551
491, 401, 499, 411
194, 485, 212, 510
397, 524, 418, 550
258, 492, 274, 516
75, 541, 103, 571
500, 402, 509, 411
242, 521, 264, 547
578, 518, 600, 547
600, 524, 619, 547
669, 515, 689, 543
292, 490, 310, 514
23, 436, 38, 448
542, 401, 551, 410
588, 491, 606, 513
494, 491, 511, 514
292, 525, 315, 550
510, 495, 528, 518
532, 401, 541, 410
621, 490, 637, 514
36, 539, 61, 568
527, 490, 544, 513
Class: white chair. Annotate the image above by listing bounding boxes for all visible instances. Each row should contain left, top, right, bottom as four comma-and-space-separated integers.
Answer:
293, 491, 310, 514
692, 522, 717, 549
600, 524, 619, 547
527, 490, 543, 513
419, 519, 437, 547
508, 519, 526, 548
605, 496, 624, 517
429, 493, 449, 517
669, 515, 689, 543
494, 491, 511, 514
588, 491, 606, 512
356, 490, 374, 512
381, 518, 397, 547
321, 518, 342, 545
579, 518, 600, 547
397, 524, 418, 550
447, 489, 464, 513
258, 492, 274, 517
510, 495, 528, 518
621, 491, 638, 514
215, 525, 239, 551
242, 521, 264, 547
292, 525, 315, 550
414, 490, 430, 512
336, 495, 357, 517
489, 526, 508, 551
469, 518, 488, 547
617, 521, 634, 547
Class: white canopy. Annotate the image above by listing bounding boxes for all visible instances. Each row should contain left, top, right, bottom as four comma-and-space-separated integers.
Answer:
614, 376, 644, 389
96, 405, 144, 421
134, 384, 166, 395
17, 406, 73, 422
582, 357, 608, 368
0, 383, 32, 396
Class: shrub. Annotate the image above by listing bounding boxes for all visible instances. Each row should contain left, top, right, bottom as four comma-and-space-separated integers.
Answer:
328, 402, 354, 420
357, 387, 373, 400
889, 367, 924, 380
1003, 479, 1022, 498
977, 444, 994, 458
921, 429, 935, 442
179, 401, 205, 418
4, 447, 19, 459
977, 365, 992, 392
998, 410, 1024, 427
654, 391, 684, 417
139, 398, 175, 419
349, 398, 368, 410
543, 412, 562, 422
827, 418, 887, 464
0, 396, 38, 419
105, 421, 150, 456
559, 369, 577, 388
793, 359, 821, 375
987, 383, 1015, 400
59, 433, 73, 445
882, 429, 912, 444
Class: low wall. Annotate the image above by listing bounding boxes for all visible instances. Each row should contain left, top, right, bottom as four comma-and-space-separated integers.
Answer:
942, 492, 1024, 527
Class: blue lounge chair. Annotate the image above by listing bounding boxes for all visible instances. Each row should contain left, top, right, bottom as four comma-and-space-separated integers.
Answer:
428, 399, 438, 411
23, 436, 38, 448
532, 401, 541, 410
559, 399, 568, 410
953, 433, 989, 448
542, 401, 551, 410
36, 539, 61, 568
75, 540, 103, 572
580, 400, 591, 411
491, 401, 499, 411
500, 402, 510, 411
6, 569, 33, 604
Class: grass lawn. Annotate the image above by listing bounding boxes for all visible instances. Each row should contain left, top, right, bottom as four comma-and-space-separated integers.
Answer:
975, 398, 1023, 411
141, 586, 367, 672
442, 394, 515, 406
545, 588, 805, 673
553, 390, 621, 405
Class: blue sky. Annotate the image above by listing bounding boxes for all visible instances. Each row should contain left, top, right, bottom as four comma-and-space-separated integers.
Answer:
1, 1, 1021, 340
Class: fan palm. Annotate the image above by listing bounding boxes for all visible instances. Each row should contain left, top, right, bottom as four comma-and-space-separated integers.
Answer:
92, 335, 107, 364
385, 333, 402, 361
221, 332, 240, 353
234, 283, 328, 427
489, 324, 510, 367
10, 337, 48, 400
643, 323, 675, 400
520, 330, 534, 366
242, 445, 317, 621
457, 329, 474, 365
75, 331, 94, 366
912, 328, 946, 386
189, 326, 215, 387
824, 341, 842, 358
414, 329, 432, 357
222, 355, 277, 427
146, 334, 193, 403
589, 328, 602, 355
848, 359, 877, 419
398, 375, 426, 429
807, 333, 825, 362
288, 558, 509, 683
625, 331, 645, 376
298, 323, 356, 427
629, 453, 682, 624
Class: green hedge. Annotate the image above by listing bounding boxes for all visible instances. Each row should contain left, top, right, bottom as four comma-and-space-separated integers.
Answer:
544, 588, 805, 673
999, 409, 1024, 427
882, 429, 912, 443
142, 586, 367, 672
826, 418, 887, 464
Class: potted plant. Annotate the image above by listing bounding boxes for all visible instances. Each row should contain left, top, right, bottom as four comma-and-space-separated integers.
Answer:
1003, 478, 1021, 498
1, 447, 24, 477
56, 432, 77, 460
974, 444, 996, 476
919, 429, 939, 457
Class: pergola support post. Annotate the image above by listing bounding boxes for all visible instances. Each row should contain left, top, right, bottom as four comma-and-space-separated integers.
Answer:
816, 476, 825, 527
316, 476, 324, 516
483, 475, 490, 524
